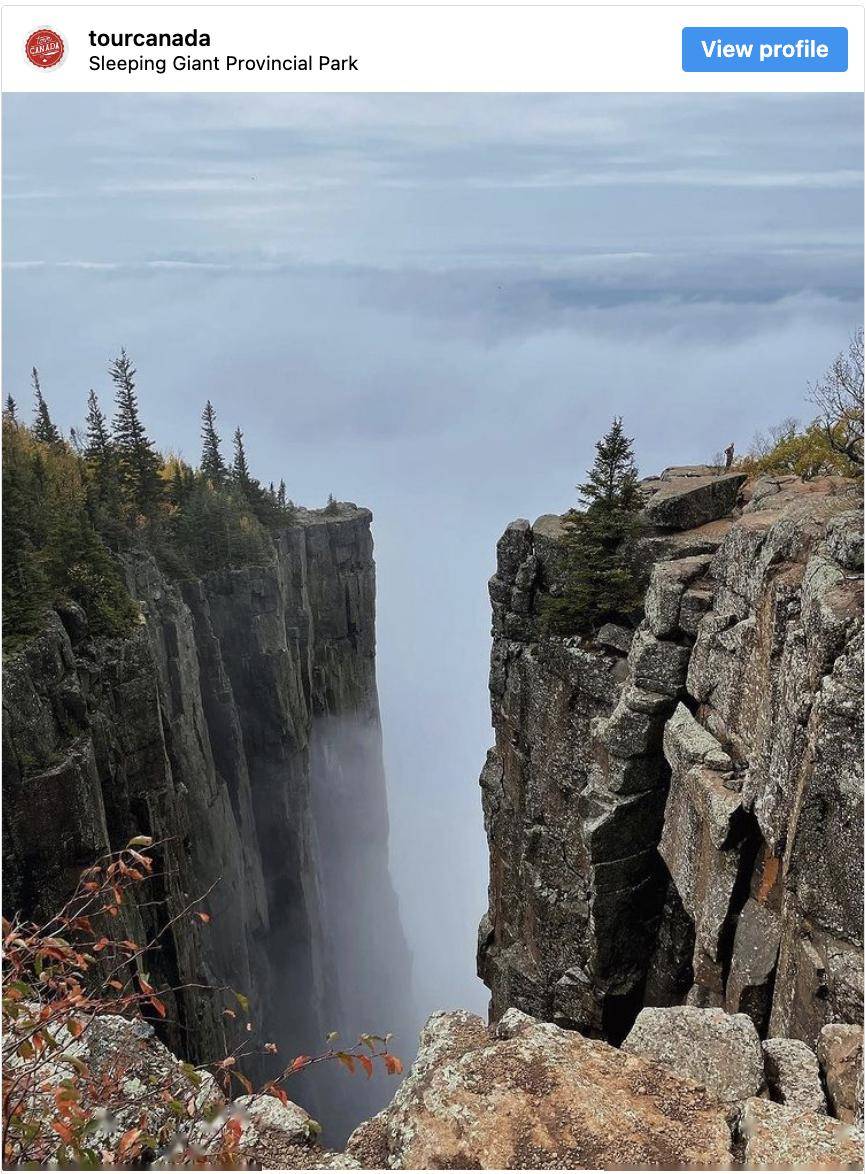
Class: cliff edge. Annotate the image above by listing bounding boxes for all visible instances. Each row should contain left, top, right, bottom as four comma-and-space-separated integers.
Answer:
478, 468, 863, 1047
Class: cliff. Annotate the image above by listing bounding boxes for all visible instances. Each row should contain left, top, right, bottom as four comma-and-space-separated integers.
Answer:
2, 503, 412, 1137
478, 468, 863, 1048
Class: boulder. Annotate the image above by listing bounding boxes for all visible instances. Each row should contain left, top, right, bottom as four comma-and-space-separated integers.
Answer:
347, 1009, 733, 1169
596, 622, 634, 654
644, 556, 712, 638
738, 1096, 863, 1170
762, 1037, 826, 1114
664, 703, 733, 775
627, 625, 691, 697
818, 1024, 864, 1124
644, 472, 746, 531
622, 1006, 764, 1106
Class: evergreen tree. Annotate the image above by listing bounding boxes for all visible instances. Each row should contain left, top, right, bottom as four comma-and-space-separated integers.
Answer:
543, 417, 644, 634
277, 479, 287, 509
200, 400, 226, 485
232, 427, 251, 490
5, 395, 17, 421
84, 391, 112, 465
110, 350, 163, 520
32, 368, 61, 446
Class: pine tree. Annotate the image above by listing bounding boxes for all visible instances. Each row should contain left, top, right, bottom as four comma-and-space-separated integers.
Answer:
232, 427, 251, 490
200, 401, 226, 485
543, 417, 644, 635
110, 350, 163, 520
5, 395, 17, 421
277, 479, 287, 509
32, 368, 62, 446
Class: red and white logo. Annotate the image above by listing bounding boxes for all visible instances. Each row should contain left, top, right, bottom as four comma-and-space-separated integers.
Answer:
25, 28, 65, 69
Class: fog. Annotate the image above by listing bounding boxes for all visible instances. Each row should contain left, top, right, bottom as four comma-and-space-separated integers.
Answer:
3, 94, 863, 1057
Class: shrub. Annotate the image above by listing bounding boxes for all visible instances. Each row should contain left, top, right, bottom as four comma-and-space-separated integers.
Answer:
2, 839, 402, 1168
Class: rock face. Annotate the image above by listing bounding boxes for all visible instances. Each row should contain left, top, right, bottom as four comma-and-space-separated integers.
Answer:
2, 505, 412, 1137
478, 471, 863, 1059
346, 1009, 733, 1169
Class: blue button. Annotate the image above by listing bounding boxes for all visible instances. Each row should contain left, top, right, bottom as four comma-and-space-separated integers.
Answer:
682, 27, 848, 72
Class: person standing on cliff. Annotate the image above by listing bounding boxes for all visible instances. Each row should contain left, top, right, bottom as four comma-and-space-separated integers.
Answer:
724, 442, 735, 469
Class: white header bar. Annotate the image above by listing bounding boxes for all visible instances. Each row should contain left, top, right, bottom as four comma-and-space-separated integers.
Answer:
1, 5, 863, 93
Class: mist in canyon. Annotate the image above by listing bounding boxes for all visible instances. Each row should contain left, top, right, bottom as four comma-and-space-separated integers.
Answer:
3, 92, 862, 1136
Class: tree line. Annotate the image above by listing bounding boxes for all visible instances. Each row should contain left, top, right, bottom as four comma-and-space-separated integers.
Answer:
3, 352, 302, 650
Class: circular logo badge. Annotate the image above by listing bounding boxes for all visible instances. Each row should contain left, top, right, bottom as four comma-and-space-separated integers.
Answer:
25, 28, 65, 69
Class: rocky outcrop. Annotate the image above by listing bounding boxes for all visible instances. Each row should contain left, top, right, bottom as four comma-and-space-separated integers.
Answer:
346, 1009, 734, 1169
478, 468, 863, 1062
345, 1005, 863, 1170
2, 505, 411, 1137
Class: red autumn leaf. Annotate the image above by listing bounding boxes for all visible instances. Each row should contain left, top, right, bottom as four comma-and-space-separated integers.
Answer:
149, 995, 167, 1017
290, 1054, 310, 1072
66, 1018, 84, 1038
336, 1052, 356, 1075
117, 1127, 142, 1157
358, 1054, 373, 1079
383, 1053, 403, 1076
138, 974, 154, 995
195, 911, 211, 923
52, 1119, 74, 1144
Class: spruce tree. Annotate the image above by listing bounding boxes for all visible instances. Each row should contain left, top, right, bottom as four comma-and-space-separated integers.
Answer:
277, 479, 287, 509
32, 368, 62, 445
232, 427, 251, 491
543, 417, 644, 634
5, 395, 17, 421
84, 390, 112, 465
110, 350, 163, 520
200, 400, 226, 485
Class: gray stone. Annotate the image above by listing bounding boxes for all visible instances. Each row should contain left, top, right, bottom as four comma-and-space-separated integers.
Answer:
596, 622, 634, 654
738, 1097, 863, 1170
762, 1037, 827, 1113
725, 898, 782, 1030
644, 472, 746, 531
623, 1005, 764, 1106
627, 625, 691, 697
645, 556, 712, 638
825, 510, 864, 572
678, 587, 714, 636
596, 695, 666, 758
664, 703, 733, 775
55, 599, 90, 644
818, 1024, 864, 1124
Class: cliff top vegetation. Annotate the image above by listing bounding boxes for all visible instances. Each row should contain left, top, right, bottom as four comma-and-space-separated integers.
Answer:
3, 353, 316, 653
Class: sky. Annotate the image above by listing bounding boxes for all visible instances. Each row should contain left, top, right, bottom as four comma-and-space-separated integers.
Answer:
3, 93, 863, 1025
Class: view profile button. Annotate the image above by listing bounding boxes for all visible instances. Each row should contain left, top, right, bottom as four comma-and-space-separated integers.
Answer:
682, 27, 848, 72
